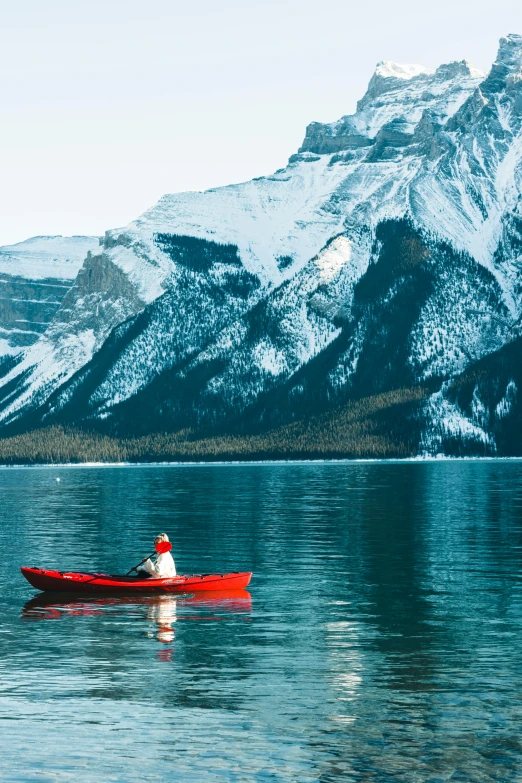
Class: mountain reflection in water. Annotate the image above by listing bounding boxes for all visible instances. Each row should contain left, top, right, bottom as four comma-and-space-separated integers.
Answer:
1, 461, 522, 782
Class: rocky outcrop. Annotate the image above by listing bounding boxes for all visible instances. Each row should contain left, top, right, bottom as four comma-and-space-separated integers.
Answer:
0, 275, 70, 350
0, 236, 99, 355
0, 251, 147, 422
299, 59, 483, 155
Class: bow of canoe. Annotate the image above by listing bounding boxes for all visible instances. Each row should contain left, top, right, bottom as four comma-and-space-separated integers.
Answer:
21, 566, 252, 594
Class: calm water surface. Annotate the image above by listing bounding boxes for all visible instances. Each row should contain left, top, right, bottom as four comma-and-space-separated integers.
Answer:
1, 462, 522, 782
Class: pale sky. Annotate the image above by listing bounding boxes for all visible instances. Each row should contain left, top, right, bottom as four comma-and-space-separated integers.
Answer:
0, 0, 519, 245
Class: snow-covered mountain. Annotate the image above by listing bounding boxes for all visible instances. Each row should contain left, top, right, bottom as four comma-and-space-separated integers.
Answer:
1, 34, 522, 457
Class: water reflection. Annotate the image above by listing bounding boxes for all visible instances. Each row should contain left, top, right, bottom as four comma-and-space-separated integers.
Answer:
21, 589, 253, 673
2, 463, 522, 781
22, 589, 252, 622
147, 594, 177, 644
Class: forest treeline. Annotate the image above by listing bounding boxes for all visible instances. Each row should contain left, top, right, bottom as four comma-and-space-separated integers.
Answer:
0, 387, 426, 464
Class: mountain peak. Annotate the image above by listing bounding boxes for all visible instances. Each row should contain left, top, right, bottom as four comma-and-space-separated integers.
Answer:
357, 61, 432, 109
299, 51, 483, 155
374, 61, 432, 80
356, 58, 483, 113
496, 33, 522, 68
479, 33, 522, 96
435, 60, 484, 80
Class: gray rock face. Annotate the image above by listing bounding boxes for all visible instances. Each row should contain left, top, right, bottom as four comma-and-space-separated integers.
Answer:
0, 275, 70, 350
55, 253, 144, 334
299, 121, 373, 155
0, 250, 147, 421
481, 33, 522, 97
299, 59, 483, 155
0, 236, 99, 356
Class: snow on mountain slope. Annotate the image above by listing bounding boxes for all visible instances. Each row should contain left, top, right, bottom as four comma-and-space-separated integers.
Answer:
419, 337, 522, 456
409, 36, 522, 309
0, 249, 149, 419
97, 47, 487, 295
0, 151, 369, 423
1, 35, 522, 457
0, 236, 99, 280
40, 232, 367, 428
0, 235, 99, 358
119, 159, 350, 287
35, 243, 260, 423
26, 215, 511, 438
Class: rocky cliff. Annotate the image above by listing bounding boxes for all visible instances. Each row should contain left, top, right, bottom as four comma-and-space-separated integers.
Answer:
0, 236, 99, 363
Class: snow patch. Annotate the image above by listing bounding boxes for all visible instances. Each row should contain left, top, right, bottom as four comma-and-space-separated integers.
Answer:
375, 61, 433, 80
253, 342, 287, 376
0, 236, 99, 280
421, 388, 496, 454
315, 236, 352, 282
495, 379, 517, 419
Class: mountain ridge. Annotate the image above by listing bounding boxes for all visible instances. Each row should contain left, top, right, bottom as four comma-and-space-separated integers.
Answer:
1, 34, 522, 459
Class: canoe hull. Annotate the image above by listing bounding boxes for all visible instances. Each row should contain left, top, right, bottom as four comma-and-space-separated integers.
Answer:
21, 566, 252, 594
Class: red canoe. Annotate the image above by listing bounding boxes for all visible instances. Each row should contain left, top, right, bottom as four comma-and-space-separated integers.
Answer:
21, 566, 252, 594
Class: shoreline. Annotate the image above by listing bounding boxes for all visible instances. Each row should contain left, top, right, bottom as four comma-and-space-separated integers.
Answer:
1, 455, 522, 469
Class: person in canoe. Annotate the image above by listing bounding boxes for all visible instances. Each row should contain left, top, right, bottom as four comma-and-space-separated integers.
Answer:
138, 534, 176, 578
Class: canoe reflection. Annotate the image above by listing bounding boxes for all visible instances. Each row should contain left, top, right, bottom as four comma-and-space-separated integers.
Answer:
22, 590, 251, 664
21, 589, 252, 626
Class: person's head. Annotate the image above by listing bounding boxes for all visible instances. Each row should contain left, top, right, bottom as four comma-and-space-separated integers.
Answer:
154, 533, 170, 545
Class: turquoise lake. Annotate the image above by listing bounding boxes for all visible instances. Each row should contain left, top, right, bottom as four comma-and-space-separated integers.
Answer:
1, 461, 521, 782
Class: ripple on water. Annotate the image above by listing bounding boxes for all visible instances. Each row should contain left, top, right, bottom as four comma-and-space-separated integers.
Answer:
0, 462, 521, 781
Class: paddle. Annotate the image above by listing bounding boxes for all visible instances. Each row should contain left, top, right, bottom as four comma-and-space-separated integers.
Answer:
126, 541, 172, 576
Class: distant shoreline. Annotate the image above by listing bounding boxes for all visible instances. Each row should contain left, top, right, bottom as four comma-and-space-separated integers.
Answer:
1, 456, 521, 469
0, 387, 506, 465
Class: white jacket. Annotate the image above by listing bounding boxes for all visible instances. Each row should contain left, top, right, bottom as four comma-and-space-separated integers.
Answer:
141, 550, 176, 578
